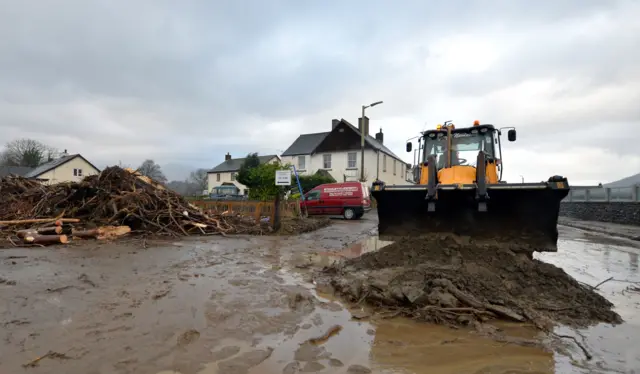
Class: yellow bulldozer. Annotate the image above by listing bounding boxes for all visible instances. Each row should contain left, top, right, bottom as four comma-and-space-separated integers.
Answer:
371, 120, 570, 253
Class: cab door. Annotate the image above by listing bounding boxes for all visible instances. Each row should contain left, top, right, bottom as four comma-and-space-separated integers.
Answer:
303, 190, 323, 215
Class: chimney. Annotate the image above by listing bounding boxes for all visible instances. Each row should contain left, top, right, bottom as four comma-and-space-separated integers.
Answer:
375, 128, 384, 144
331, 119, 340, 130
358, 116, 369, 136
225, 152, 231, 161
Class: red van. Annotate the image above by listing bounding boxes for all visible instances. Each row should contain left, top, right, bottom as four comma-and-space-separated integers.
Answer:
300, 182, 372, 220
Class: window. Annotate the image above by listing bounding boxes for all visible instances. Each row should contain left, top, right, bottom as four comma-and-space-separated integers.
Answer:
347, 152, 357, 169
306, 191, 320, 201
383, 155, 387, 172
231, 173, 236, 181
323, 154, 331, 169
73, 168, 83, 177
216, 173, 220, 181
424, 132, 495, 169
298, 155, 306, 170
393, 160, 397, 175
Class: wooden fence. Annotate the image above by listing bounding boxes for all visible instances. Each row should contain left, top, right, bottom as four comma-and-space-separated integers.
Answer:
189, 199, 302, 223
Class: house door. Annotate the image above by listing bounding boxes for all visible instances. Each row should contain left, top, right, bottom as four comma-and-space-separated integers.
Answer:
304, 190, 323, 215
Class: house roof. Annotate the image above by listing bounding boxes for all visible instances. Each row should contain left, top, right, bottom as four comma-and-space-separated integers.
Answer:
280, 119, 403, 161
340, 119, 403, 161
281, 132, 330, 157
208, 154, 279, 173
24, 154, 100, 178
0, 166, 34, 178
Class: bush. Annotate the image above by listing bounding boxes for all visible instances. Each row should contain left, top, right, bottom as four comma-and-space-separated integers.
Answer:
237, 154, 292, 200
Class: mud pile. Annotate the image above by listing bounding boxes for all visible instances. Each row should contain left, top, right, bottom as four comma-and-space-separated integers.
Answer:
323, 235, 622, 329
277, 217, 331, 235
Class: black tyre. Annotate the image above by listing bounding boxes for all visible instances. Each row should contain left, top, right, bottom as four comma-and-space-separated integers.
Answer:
343, 208, 356, 220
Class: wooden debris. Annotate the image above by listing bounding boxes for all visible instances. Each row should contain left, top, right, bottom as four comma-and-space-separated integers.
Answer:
0, 166, 269, 246
304, 325, 343, 345
0, 218, 80, 225
23, 234, 69, 245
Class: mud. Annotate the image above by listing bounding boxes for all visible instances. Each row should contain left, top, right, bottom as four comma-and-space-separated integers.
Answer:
322, 234, 622, 330
276, 217, 332, 236
2, 211, 639, 373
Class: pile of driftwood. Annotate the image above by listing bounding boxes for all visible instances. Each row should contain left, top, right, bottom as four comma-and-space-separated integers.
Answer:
0, 166, 268, 246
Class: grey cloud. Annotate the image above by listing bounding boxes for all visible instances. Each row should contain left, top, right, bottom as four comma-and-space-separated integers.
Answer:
0, 0, 637, 182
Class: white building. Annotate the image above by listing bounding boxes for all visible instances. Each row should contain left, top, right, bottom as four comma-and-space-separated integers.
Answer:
280, 118, 411, 185
23, 153, 100, 185
207, 153, 280, 195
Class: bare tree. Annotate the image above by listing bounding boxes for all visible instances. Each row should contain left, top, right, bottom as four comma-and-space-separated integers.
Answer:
189, 168, 208, 192
136, 159, 167, 183
0, 138, 57, 167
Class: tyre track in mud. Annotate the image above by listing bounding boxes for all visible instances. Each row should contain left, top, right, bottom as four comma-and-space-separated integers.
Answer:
0, 218, 377, 374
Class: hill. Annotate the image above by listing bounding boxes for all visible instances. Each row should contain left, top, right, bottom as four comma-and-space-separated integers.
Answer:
605, 173, 640, 188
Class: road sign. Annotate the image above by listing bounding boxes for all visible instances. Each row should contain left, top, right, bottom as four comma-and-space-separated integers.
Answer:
275, 170, 291, 186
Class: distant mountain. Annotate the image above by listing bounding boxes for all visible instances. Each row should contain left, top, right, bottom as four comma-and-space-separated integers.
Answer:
605, 173, 640, 188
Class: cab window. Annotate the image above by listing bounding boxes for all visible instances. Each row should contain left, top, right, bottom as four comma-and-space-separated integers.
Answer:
306, 191, 320, 201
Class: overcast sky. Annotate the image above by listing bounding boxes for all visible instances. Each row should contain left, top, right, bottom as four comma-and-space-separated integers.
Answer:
1, 0, 638, 184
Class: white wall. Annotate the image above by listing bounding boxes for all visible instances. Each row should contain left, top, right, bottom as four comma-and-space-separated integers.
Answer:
281, 150, 408, 185
206, 156, 280, 194
38, 157, 99, 184
207, 171, 248, 194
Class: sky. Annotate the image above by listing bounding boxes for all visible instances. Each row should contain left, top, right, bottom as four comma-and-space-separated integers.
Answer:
1, 0, 639, 185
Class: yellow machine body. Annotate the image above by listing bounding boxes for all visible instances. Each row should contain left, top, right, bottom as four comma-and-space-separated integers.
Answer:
371, 121, 570, 253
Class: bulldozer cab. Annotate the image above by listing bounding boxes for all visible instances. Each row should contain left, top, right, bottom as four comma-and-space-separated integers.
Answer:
415, 123, 506, 186
425, 129, 496, 170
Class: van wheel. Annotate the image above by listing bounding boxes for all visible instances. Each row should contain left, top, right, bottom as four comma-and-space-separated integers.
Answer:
343, 208, 356, 220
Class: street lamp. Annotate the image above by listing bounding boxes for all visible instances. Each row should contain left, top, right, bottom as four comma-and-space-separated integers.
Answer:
360, 100, 383, 181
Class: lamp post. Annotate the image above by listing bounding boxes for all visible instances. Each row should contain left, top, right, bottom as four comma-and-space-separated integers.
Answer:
360, 100, 383, 181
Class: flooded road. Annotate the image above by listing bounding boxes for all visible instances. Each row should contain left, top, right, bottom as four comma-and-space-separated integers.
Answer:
1, 215, 639, 374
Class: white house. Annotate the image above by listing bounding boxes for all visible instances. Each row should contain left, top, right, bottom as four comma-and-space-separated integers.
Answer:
23, 153, 100, 184
280, 118, 411, 185
207, 153, 280, 195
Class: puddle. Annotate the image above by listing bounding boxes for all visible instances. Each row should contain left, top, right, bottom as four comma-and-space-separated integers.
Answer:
301, 236, 395, 268
192, 249, 554, 374
272, 231, 640, 374
538, 238, 640, 373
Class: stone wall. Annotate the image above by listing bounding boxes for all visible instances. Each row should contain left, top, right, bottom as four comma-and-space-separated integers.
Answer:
560, 202, 640, 226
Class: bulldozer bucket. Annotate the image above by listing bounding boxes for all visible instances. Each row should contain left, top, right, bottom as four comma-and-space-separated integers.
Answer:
371, 181, 570, 253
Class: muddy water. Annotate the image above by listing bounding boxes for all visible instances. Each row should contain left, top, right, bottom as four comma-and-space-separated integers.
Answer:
261, 226, 640, 374
2, 218, 639, 374
191, 268, 555, 374
538, 227, 640, 373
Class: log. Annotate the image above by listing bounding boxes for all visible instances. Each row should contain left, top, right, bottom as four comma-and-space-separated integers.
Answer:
71, 228, 100, 239
17, 229, 38, 239
432, 278, 525, 322
72, 226, 131, 240
23, 234, 69, 245
36, 226, 63, 235
0, 218, 81, 225
96, 226, 131, 240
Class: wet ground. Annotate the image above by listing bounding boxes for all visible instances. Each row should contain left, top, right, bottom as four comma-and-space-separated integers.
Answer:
1, 214, 639, 374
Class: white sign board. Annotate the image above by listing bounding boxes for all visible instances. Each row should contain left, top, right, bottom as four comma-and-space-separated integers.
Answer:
275, 170, 291, 186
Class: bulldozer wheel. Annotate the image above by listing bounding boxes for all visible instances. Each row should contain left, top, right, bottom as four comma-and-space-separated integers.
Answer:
343, 208, 356, 220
